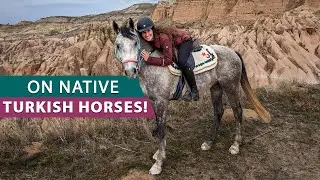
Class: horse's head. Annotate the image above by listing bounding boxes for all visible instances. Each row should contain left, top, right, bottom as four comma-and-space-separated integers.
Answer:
112, 18, 140, 78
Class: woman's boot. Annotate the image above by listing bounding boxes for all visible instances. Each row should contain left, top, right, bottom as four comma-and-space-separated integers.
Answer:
181, 67, 199, 101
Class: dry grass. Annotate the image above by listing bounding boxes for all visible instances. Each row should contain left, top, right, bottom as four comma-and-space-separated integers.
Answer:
0, 82, 319, 179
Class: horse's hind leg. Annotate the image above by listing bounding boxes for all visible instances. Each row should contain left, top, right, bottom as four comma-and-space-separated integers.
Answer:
149, 99, 168, 175
201, 83, 224, 151
223, 85, 243, 155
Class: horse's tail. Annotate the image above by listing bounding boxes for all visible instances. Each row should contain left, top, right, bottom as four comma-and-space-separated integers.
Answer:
235, 51, 271, 123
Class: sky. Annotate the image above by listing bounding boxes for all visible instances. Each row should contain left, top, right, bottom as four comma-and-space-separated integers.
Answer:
0, 0, 158, 24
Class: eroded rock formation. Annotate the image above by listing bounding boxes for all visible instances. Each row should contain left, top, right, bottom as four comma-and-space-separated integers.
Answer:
0, 2, 319, 87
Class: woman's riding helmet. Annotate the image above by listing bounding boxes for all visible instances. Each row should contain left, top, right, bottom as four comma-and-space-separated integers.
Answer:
136, 17, 154, 32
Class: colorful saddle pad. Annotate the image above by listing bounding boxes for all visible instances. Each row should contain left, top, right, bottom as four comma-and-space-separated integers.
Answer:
168, 45, 218, 76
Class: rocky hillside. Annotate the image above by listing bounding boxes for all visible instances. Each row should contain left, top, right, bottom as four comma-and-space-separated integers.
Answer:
0, 3, 157, 76
190, 7, 320, 87
0, 1, 319, 88
36, 3, 156, 23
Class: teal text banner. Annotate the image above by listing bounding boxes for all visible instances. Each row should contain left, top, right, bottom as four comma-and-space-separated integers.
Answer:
0, 76, 144, 97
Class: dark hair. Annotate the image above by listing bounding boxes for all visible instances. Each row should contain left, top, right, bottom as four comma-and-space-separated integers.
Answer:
153, 25, 174, 42
138, 24, 189, 44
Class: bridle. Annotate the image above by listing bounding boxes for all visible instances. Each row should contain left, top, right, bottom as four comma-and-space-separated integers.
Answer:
114, 31, 144, 73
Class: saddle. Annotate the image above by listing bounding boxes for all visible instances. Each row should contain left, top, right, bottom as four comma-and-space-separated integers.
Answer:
169, 39, 218, 76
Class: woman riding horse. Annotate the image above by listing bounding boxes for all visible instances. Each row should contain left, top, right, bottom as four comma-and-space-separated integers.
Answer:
112, 18, 271, 175
136, 16, 199, 101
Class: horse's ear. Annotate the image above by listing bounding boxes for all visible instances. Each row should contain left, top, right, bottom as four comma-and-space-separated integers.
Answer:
112, 21, 119, 34
128, 18, 134, 31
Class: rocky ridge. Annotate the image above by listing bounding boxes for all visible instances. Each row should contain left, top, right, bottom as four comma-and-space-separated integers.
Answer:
153, 0, 320, 23
36, 3, 156, 23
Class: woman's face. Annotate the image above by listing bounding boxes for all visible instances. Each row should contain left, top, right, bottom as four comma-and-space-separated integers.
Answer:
142, 29, 154, 42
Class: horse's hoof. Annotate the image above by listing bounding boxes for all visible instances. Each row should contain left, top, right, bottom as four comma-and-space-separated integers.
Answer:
152, 150, 160, 160
229, 145, 239, 155
149, 163, 162, 175
201, 142, 212, 151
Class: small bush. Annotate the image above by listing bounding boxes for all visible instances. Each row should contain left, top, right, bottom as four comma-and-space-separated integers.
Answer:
48, 29, 59, 36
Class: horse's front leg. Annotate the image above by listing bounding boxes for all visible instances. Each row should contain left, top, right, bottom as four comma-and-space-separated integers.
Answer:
149, 99, 168, 175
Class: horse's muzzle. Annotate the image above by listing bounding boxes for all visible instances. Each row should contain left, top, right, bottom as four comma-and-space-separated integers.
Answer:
122, 59, 139, 78
125, 68, 138, 78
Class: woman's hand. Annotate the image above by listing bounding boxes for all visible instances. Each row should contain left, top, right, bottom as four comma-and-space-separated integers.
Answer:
141, 50, 149, 61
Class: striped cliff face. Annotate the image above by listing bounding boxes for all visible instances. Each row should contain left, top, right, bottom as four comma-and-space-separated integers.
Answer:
153, 0, 316, 23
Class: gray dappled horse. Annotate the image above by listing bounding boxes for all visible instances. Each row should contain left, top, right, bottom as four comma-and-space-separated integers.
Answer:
112, 18, 271, 175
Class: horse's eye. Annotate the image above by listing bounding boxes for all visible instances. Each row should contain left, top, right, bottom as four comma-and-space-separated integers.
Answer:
134, 41, 138, 46
116, 44, 120, 49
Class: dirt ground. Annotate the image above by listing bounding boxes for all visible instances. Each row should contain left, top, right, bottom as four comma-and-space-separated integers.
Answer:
0, 84, 319, 180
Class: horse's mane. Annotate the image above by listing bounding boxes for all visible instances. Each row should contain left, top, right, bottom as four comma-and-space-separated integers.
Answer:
119, 26, 136, 40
